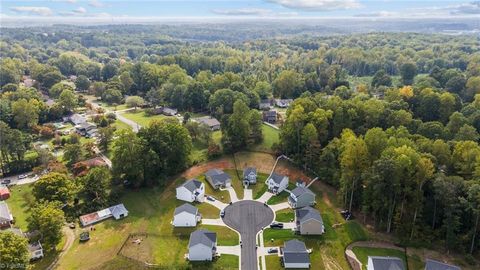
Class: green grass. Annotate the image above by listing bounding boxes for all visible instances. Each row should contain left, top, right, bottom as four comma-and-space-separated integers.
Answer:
252, 173, 269, 200
352, 247, 406, 270
267, 190, 290, 205
224, 169, 244, 200
113, 119, 132, 131
275, 209, 294, 222
249, 124, 279, 153
8, 184, 35, 231
101, 103, 129, 111
195, 202, 220, 219
121, 110, 169, 127
265, 254, 283, 270
190, 130, 222, 164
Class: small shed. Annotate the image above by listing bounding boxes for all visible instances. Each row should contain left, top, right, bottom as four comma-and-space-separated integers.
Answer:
0, 187, 10, 200
109, 204, 129, 220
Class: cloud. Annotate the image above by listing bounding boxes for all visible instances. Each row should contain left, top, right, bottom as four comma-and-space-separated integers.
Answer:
354, 11, 397, 17
211, 8, 272, 16
10, 6, 53, 16
266, 0, 361, 11
450, 1, 480, 15
52, 0, 77, 3
89, 0, 104, 8
73, 7, 87, 14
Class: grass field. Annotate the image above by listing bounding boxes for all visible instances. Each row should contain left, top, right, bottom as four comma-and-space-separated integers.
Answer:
100, 103, 129, 111
249, 124, 280, 153
190, 130, 222, 164
275, 208, 294, 222
121, 110, 169, 127
352, 247, 406, 270
8, 184, 35, 231
113, 119, 131, 131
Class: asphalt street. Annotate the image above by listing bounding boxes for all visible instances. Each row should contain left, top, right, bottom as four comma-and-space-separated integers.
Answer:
222, 200, 274, 270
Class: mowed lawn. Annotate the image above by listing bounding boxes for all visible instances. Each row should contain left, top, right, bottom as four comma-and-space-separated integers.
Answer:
264, 183, 369, 270
120, 110, 169, 127
352, 247, 406, 270
56, 176, 239, 269
249, 124, 280, 153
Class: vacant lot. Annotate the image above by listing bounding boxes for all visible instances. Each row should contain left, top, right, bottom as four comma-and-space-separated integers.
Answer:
120, 110, 169, 127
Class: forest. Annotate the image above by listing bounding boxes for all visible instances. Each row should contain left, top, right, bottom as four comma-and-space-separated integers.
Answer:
0, 24, 480, 262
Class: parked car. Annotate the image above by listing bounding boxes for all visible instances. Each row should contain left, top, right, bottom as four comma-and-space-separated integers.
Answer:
220, 210, 225, 218
79, 232, 90, 242
18, 174, 28, 179
340, 210, 354, 220
270, 222, 284, 229
267, 248, 278, 254
206, 196, 215, 202
1, 179, 11, 185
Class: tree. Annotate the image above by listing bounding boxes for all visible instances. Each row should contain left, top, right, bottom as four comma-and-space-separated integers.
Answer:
111, 129, 147, 187
465, 76, 480, 101
146, 88, 163, 108
80, 167, 111, 211
371, 69, 392, 87
272, 70, 305, 98
28, 201, 65, 250
12, 98, 40, 129
209, 88, 248, 116
400, 62, 417, 85
0, 231, 29, 270
58, 89, 78, 112
253, 81, 272, 99
63, 143, 84, 167
445, 75, 466, 95
455, 124, 480, 141
101, 62, 118, 81
125, 95, 145, 110
98, 126, 115, 152
33, 172, 75, 204
468, 184, 480, 254
75, 75, 91, 91
49, 82, 74, 98
222, 100, 250, 151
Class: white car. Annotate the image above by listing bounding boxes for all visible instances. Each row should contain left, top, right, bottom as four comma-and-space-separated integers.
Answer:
18, 174, 29, 179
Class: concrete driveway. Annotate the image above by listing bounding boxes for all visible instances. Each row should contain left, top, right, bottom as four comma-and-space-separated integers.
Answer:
201, 218, 225, 226
217, 245, 241, 256
222, 200, 274, 270
255, 191, 274, 203
243, 189, 253, 200
270, 202, 290, 212
204, 197, 228, 210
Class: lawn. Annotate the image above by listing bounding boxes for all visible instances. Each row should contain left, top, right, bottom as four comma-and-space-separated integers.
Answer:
224, 169, 244, 200
352, 247, 406, 270
120, 110, 169, 127
190, 130, 222, 164
249, 124, 280, 153
252, 173, 269, 200
112, 119, 131, 131
102, 103, 128, 111
275, 208, 294, 222
267, 190, 290, 205
8, 183, 35, 231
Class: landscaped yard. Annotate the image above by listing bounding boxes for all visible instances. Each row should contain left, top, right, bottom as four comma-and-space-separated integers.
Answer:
121, 110, 169, 127
8, 183, 35, 231
275, 208, 294, 222
112, 119, 131, 131
352, 247, 406, 270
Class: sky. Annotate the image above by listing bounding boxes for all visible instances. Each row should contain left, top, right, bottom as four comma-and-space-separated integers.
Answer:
1, 0, 479, 23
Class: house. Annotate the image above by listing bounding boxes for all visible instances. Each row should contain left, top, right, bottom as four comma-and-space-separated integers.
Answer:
162, 107, 178, 116
188, 229, 217, 261
425, 259, 461, 270
176, 179, 205, 203
282, 239, 310, 269
288, 186, 315, 209
243, 167, 257, 186
295, 206, 325, 235
28, 241, 44, 260
195, 116, 221, 131
65, 113, 87, 125
267, 173, 289, 194
0, 201, 13, 229
75, 122, 97, 137
0, 187, 10, 200
79, 203, 128, 226
262, 110, 277, 123
275, 99, 293, 108
205, 169, 231, 189
367, 256, 405, 270
259, 99, 272, 110
173, 203, 201, 227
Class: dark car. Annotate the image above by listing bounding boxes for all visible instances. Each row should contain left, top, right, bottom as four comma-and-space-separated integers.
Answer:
206, 196, 215, 202
270, 222, 284, 229
341, 210, 354, 220
79, 232, 90, 242
220, 210, 225, 218
267, 248, 278, 254
1, 179, 11, 185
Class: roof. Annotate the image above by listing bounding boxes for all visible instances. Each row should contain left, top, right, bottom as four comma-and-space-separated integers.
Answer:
69, 114, 87, 125
78, 122, 96, 130
425, 259, 461, 270
243, 167, 256, 177
28, 241, 43, 252
263, 110, 277, 117
163, 107, 177, 115
0, 187, 10, 196
174, 203, 198, 216
179, 179, 203, 192
0, 201, 12, 222
74, 157, 107, 168
284, 239, 308, 253
189, 229, 216, 248
296, 207, 323, 224
269, 173, 287, 184
283, 239, 310, 264
368, 256, 405, 270
109, 204, 128, 217
205, 169, 231, 185
195, 116, 221, 128
291, 186, 314, 198
283, 252, 310, 264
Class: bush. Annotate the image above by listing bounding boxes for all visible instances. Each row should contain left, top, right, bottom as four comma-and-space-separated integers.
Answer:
207, 143, 222, 159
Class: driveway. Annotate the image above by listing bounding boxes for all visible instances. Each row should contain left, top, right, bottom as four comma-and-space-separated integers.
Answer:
255, 191, 274, 203
0, 172, 39, 186
222, 200, 274, 270
223, 187, 239, 202
201, 218, 225, 226
217, 245, 241, 256
115, 112, 142, 133
243, 189, 253, 200
204, 198, 228, 210
270, 202, 290, 212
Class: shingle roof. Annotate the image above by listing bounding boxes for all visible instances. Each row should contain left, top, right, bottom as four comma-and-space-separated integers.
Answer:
243, 167, 256, 178
189, 229, 216, 248
0, 201, 12, 222
369, 256, 405, 270
108, 204, 128, 217
196, 116, 220, 128
205, 169, 231, 186
180, 179, 203, 192
283, 240, 309, 264
284, 239, 307, 253
174, 203, 198, 216
291, 186, 314, 198
269, 173, 287, 184
425, 259, 461, 270
295, 206, 323, 224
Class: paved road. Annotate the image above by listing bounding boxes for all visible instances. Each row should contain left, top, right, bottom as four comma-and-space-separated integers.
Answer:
223, 201, 274, 270
0, 172, 39, 186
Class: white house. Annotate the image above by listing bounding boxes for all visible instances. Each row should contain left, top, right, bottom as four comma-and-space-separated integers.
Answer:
267, 173, 289, 194
282, 239, 310, 269
173, 203, 201, 227
176, 179, 205, 203
188, 229, 217, 261
367, 256, 405, 270
28, 241, 44, 260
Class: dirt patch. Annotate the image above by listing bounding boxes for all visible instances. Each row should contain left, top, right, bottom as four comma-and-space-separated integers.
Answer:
182, 156, 234, 179
119, 234, 152, 264
233, 152, 276, 173
321, 250, 345, 270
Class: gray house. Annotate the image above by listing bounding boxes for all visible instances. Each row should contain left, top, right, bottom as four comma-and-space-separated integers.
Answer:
205, 169, 231, 189
173, 203, 201, 227
188, 229, 217, 261
367, 256, 405, 270
195, 116, 221, 131
425, 259, 461, 270
262, 110, 277, 123
288, 186, 315, 209
0, 201, 13, 229
295, 206, 325, 235
243, 167, 257, 185
282, 239, 310, 269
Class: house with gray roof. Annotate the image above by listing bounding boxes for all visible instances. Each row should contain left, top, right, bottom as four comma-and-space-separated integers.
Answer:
173, 203, 201, 227
176, 179, 205, 202
243, 167, 257, 186
267, 173, 289, 194
162, 107, 178, 116
0, 201, 13, 229
367, 256, 405, 270
28, 241, 44, 260
195, 116, 221, 131
425, 259, 461, 270
282, 239, 310, 269
109, 204, 128, 220
295, 206, 325, 235
188, 229, 217, 261
262, 110, 277, 123
275, 99, 293, 108
288, 186, 316, 209
205, 169, 231, 189
65, 113, 87, 125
